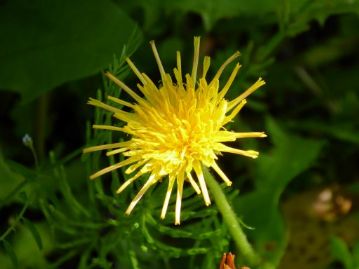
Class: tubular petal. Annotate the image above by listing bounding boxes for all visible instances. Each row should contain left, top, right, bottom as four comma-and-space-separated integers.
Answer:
217, 144, 259, 159
175, 170, 185, 225
191, 36, 201, 85
211, 162, 232, 186
113, 110, 135, 123
228, 78, 266, 111
193, 162, 211, 206
106, 147, 128, 156
161, 176, 175, 219
105, 72, 146, 105
107, 96, 134, 108
223, 100, 247, 125
187, 172, 201, 194
202, 56, 211, 79
126, 174, 157, 215
116, 170, 145, 194
88, 98, 122, 114
92, 124, 126, 132
234, 132, 267, 138
150, 40, 166, 83
218, 63, 241, 100
210, 52, 240, 85
83, 141, 129, 153
125, 58, 146, 85
89, 156, 142, 179
125, 159, 148, 174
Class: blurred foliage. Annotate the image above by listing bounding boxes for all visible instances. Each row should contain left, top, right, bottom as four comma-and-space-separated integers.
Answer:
0, 0, 141, 102
0, 0, 359, 268
330, 236, 359, 269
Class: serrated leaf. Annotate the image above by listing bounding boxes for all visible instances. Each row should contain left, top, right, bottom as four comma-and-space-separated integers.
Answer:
165, 0, 359, 32
287, 0, 359, 36
165, 0, 279, 30
22, 218, 43, 250
2, 240, 18, 268
0, 0, 142, 103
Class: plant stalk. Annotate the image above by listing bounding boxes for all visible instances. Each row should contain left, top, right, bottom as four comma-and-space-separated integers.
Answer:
203, 166, 259, 266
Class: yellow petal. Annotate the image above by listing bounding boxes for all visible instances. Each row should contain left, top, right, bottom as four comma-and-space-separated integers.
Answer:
161, 175, 175, 219
228, 78, 265, 111
218, 63, 241, 101
211, 162, 232, 186
87, 98, 121, 114
210, 51, 240, 86
187, 171, 201, 194
83, 141, 129, 153
116, 170, 145, 194
89, 156, 141, 179
193, 161, 211, 206
175, 169, 185, 225
191, 36, 201, 84
150, 40, 166, 83
216, 144, 259, 159
126, 173, 158, 215
107, 96, 134, 108
105, 72, 147, 105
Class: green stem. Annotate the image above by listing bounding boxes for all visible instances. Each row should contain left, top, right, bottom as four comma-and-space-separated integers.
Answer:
203, 167, 259, 266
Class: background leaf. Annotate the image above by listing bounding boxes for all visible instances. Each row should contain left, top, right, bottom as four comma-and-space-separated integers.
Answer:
234, 117, 325, 266
286, 0, 359, 35
0, 0, 142, 102
2, 240, 18, 268
330, 236, 353, 269
22, 218, 43, 250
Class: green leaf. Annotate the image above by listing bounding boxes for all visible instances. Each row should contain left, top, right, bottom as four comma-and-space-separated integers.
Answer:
286, 0, 359, 36
22, 218, 43, 250
165, 0, 359, 32
256, 117, 325, 190
234, 117, 325, 266
330, 236, 353, 269
289, 120, 359, 145
2, 240, 18, 268
0, 0, 142, 103
165, 0, 279, 30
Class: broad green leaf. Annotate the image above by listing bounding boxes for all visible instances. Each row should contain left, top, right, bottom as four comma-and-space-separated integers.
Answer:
0, 0, 142, 103
0, 223, 52, 269
255, 117, 325, 190
330, 236, 353, 269
234, 117, 324, 266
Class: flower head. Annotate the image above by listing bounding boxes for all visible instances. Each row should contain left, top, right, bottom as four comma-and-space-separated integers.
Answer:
84, 37, 266, 224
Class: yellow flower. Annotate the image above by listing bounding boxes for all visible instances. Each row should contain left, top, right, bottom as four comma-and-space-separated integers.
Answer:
84, 37, 266, 225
